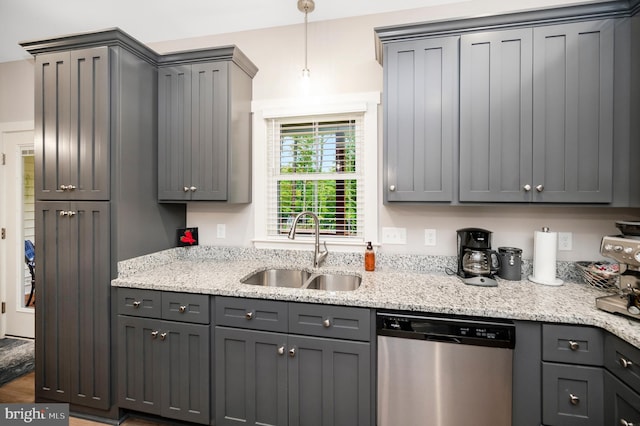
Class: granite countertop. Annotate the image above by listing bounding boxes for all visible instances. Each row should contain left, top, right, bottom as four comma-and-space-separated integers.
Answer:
112, 246, 640, 348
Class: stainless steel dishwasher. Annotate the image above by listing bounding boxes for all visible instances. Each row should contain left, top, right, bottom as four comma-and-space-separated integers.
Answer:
377, 312, 516, 426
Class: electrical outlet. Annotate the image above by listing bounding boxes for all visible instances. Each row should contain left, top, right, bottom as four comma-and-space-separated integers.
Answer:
558, 232, 572, 251
381, 227, 407, 244
424, 229, 437, 246
217, 224, 226, 239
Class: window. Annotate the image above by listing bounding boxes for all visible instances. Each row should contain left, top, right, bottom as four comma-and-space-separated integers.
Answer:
267, 116, 363, 239
252, 92, 379, 249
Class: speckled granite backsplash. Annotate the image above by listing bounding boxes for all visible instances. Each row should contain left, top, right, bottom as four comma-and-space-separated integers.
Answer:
117, 245, 583, 284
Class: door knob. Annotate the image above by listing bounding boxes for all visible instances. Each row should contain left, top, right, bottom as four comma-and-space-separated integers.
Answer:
289, 348, 296, 357
183, 187, 190, 192
278, 346, 285, 355
619, 357, 633, 368
323, 319, 331, 328
179, 305, 186, 313
245, 312, 253, 320
569, 340, 580, 351
523, 184, 532, 192
569, 394, 580, 405
132, 301, 141, 308
535, 184, 544, 192
160, 332, 167, 341
189, 186, 197, 192
389, 185, 396, 192
151, 330, 158, 339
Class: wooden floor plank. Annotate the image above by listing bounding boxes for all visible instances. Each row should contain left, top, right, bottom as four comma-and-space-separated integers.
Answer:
0, 372, 167, 425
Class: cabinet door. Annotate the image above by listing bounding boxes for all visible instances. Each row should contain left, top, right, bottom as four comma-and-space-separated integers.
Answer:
384, 37, 458, 202
604, 372, 640, 426
542, 362, 604, 426
190, 62, 229, 201
158, 65, 192, 201
35, 201, 111, 409
34, 48, 110, 201
459, 29, 533, 202
532, 20, 614, 203
215, 327, 288, 426
288, 335, 371, 426
161, 321, 210, 424
117, 316, 163, 414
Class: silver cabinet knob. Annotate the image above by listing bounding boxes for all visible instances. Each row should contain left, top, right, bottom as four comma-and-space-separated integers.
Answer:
323, 319, 331, 328
183, 187, 190, 192
619, 357, 633, 368
67, 211, 76, 217
160, 332, 167, 341
278, 346, 285, 355
523, 184, 532, 192
620, 419, 635, 426
60, 185, 68, 190
289, 348, 296, 357
132, 301, 141, 308
245, 312, 253, 320
59, 184, 76, 191
151, 330, 158, 339
535, 184, 544, 192
59, 211, 68, 217
569, 394, 580, 405
569, 340, 580, 351
389, 185, 396, 192
179, 305, 186, 313
68, 185, 76, 190
189, 186, 197, 192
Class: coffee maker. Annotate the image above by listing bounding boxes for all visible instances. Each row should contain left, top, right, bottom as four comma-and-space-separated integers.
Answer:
456, 228, 500, 286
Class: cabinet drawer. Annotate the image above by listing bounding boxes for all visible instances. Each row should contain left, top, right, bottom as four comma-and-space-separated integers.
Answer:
542, 362, 604, 426
289, 303, 371, 341
215, 296, 288, 332
604, 371, 640, 426
604, 333, 640, 394
117, 288, 162, 318
542, 324, 604, 365
162, 292, 210, 324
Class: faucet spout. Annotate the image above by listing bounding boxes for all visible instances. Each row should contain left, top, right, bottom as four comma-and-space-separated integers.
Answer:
287, 211, 329, 268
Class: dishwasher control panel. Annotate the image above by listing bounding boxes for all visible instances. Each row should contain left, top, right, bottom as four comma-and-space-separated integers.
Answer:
377, 312, 516, 349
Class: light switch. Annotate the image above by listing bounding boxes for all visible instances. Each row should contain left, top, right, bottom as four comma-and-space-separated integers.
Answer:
217, 224, 226, 239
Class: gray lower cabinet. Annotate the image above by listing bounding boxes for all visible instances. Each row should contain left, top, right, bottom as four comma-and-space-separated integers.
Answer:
459, 19, 614, 203
214, 297, 372, 426
35, 201, 110, 409
383, 36, 458, 202
541, 324, 605, 426
603, 333, 640, 425
117, 289, 210, 425
157, 48, 257, 202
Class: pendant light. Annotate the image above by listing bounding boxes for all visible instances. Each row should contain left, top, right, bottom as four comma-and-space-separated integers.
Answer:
298, 0, 315, 81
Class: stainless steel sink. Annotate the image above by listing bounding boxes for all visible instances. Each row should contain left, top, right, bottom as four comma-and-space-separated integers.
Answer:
241, 269, 311, 288
241, 269, 361, 291
302, 273, 362, 291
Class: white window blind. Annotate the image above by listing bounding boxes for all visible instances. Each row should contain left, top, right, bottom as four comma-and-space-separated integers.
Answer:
266, 114, 365, 240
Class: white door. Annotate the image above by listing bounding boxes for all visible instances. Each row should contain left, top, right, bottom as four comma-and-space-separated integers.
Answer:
0, 128, 35, 338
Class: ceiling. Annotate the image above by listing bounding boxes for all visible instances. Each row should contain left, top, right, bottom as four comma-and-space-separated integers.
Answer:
0, 0, 463, 63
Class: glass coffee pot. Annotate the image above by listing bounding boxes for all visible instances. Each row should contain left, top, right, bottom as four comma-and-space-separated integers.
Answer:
462, 248, 500, 277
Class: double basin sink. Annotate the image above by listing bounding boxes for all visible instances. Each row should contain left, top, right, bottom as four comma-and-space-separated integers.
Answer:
242, 268, 361, 291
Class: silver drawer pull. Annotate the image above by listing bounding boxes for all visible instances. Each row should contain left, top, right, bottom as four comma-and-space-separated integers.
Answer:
535, 184, 544, 192
620, 419, 634, 426
569, 340, 580, 351
151, 330, 158, 339
289, 347, 296, 357
133, 301, 141, 308
189, 186, 197, 192
245, 312, 253, 320
389, 185, 396, 192
523, 184, 532, 192
569, 394, 580, 405
160, 332, 167, 341
619, 357, 633, 368
179, 305, 186, 313
278, 346, 285, 356
323, 319, 331, 328
183, 186, 190, 192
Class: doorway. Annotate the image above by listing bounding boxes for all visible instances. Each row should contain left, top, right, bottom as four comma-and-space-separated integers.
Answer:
0, 126, 35, 339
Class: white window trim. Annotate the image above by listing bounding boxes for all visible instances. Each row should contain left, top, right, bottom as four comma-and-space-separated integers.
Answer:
251, 92, 380, 252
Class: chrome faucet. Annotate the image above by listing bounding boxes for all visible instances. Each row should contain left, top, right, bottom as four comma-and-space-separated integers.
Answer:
287, 211, 328, 268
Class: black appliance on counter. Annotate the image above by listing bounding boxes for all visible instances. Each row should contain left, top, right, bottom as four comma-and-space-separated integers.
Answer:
456, 228, 500, 286
596, 220, 640, 320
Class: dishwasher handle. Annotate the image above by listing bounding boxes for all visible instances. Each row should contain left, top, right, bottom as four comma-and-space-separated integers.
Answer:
425, 335, 462, 344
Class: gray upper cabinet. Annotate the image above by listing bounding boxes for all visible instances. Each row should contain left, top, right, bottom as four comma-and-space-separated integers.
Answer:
459, 29, 534, 202
532, 20, 614, 203
460, 20, 614, 203
35, 48, 110, 201
158, 47, 257, 203
383, 36, 458, 202
377, 1, 638, 205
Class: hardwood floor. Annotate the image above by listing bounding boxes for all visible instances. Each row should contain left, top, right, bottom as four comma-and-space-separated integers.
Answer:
0, 372, 167, 425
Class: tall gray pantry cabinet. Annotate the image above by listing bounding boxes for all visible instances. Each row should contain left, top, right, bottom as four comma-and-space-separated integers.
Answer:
21, 30, 185, 419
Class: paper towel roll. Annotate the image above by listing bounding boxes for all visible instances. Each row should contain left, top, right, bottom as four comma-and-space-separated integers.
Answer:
529, 229, 563, 286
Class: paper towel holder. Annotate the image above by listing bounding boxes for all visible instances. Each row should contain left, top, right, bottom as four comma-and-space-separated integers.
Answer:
529, 226, 564, 286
